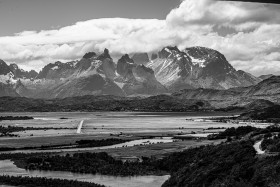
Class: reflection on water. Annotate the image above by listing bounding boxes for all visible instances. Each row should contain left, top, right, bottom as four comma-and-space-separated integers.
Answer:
0, 160, 169, 187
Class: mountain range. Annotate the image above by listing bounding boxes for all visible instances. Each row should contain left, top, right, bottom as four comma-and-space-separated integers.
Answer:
0, 46, 266, 100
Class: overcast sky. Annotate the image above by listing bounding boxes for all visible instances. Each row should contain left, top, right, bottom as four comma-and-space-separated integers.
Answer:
0, 0, 280, 76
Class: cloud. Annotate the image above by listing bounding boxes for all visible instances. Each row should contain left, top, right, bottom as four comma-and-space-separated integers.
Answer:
0, 0, 279, 76
167, 0, 280, 27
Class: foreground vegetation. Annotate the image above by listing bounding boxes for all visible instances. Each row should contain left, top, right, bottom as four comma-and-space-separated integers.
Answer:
1, 125, 280, 186
7, 139, 280, 186
0, 175, 105, 187
261, 134, 280, 152
161, 141, 256, 186
160, 140, 280, 187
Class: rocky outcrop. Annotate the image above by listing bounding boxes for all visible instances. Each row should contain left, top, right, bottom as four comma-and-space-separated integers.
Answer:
9, 64, 38, 79
116, 54, 167, 95
0, 60, 13, 75
116, 54, 135, 80
82, 52, 96, 59
97, 48, 111, 61
151, 53, 158, 60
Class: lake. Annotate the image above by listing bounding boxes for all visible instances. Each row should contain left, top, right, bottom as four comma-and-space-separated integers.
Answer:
0, 112, 240, 137
0, 160, 169, 187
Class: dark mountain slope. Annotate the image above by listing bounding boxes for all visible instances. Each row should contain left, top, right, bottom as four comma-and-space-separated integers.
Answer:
0, 95, 211, 112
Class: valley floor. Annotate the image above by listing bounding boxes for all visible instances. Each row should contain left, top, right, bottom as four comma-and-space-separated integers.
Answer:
0, 111, 271, 187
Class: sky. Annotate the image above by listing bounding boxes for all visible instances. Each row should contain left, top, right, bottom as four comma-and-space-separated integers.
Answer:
0, 0, 181, 36
0, 0, 280, 76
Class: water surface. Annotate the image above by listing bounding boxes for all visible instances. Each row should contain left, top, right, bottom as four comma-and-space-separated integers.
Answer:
0, 160, 169, 187
0, 112, 240, 136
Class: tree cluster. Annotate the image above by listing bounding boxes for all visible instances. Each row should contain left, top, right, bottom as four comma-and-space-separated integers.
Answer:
207, 126, 258, 140
24, 152, 164, 176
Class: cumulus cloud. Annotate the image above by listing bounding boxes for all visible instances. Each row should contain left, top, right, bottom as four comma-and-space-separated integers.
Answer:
0, 0, 279, 76
167, 0, 280, 28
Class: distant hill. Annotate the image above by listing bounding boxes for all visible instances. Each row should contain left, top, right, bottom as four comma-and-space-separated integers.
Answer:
0, 95, 211, 112
239, 105, 280, 122
172, 76, 280, 108
259, 74, 275, 81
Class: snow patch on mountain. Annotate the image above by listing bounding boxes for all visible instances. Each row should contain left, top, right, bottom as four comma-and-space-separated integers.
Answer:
51, 66, 59, 70
189, 56, 206, 68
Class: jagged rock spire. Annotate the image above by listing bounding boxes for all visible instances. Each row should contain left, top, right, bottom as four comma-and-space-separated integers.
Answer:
97, 48, 112, 60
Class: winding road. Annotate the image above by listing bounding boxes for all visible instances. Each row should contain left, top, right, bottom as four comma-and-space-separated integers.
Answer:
253, 140, 265, 155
